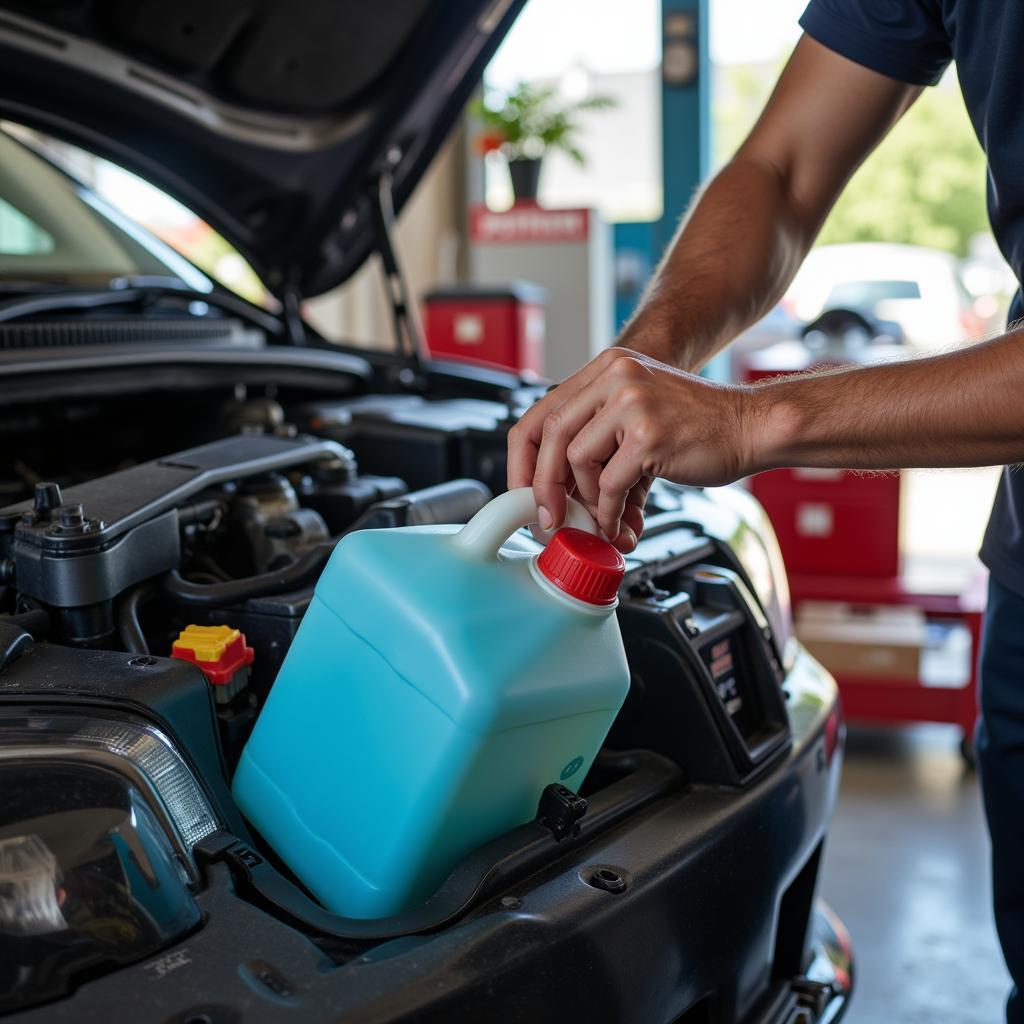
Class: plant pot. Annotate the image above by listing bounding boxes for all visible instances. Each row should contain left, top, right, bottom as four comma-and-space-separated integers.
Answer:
508, 157, 542, 203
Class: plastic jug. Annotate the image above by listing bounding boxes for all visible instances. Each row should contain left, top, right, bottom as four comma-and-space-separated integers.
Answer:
231, 488, 631, 919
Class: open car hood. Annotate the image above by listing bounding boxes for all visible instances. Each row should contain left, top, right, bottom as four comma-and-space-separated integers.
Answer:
0, 0, 523, 300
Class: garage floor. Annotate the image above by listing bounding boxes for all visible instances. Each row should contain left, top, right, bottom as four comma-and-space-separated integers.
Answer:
820, 724, 1011, 1023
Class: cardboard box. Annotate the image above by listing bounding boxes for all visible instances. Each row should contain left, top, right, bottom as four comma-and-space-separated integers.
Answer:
796, 601, 925, 680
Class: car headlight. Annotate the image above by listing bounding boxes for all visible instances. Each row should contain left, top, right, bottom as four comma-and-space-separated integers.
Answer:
0, 709, 218, 1013
684, 484, 795, 670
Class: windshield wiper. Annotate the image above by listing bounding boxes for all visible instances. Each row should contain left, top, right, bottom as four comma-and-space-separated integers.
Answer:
0, 276, 285, 337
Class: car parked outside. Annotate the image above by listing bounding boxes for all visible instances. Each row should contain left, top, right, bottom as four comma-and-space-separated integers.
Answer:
786, 242, 995, 350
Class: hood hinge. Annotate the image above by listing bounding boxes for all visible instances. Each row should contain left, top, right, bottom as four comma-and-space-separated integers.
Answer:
371, 171, 425, 371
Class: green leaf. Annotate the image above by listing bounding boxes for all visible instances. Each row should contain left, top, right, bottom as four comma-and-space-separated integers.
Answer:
714, 62, 986, 257
468, 79, 616, 167
564, 144, 587, 165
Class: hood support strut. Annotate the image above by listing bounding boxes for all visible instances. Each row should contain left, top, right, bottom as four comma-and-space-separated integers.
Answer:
372, 172, 425, 370
281, 284, 307, 347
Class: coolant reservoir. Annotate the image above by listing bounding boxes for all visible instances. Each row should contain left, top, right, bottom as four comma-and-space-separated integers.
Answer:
232, 488, 630, 919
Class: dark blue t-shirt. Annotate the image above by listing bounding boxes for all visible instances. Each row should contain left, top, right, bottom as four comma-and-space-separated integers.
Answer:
800, 0, 1024, 596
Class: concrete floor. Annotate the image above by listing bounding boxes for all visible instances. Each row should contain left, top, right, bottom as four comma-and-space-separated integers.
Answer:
820, 724, 1011, 1023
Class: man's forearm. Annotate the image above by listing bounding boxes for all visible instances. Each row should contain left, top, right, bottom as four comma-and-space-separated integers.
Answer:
617, 156, 816, 373
751, 329, 1024, 473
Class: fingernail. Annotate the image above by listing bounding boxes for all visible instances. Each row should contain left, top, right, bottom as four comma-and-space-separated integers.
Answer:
538, 506, 553, 530
620, 526, 637, 551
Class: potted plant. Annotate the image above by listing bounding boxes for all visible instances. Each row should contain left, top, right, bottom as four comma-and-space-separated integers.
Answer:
473, 81, 615, 204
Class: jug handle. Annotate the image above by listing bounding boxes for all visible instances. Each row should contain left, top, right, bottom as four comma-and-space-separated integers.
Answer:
451, 487, 600, 560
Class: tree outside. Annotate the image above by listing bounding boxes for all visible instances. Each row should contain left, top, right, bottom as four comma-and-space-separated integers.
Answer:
714, 65, 990, 259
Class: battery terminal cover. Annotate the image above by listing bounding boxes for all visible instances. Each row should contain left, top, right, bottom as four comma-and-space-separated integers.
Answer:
172, 624, 254, 703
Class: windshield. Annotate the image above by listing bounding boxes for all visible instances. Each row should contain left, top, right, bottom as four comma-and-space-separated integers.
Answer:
825, 279, 922, 308
0, 125, 268, 306
0, 130, 190, 286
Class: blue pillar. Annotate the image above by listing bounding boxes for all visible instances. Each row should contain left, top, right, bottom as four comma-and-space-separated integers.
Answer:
658, 0, 711, 253
612, 1, 718, 371
658, 0, 728, 379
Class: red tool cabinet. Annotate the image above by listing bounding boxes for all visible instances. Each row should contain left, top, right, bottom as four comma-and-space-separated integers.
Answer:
744, 345, 983, 761
423, 282, 547, 376
750, 467, 900, 578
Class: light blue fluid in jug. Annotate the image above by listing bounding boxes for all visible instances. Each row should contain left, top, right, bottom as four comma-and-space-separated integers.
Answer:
232, 489, 630, 919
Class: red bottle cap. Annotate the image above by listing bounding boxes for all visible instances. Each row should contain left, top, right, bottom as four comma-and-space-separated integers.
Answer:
536, 528, 625, 606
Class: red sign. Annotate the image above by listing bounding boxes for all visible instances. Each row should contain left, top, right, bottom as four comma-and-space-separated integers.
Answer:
470, 204, 590, 245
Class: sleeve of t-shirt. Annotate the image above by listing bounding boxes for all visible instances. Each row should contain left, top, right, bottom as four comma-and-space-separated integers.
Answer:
799, 0, 952, 86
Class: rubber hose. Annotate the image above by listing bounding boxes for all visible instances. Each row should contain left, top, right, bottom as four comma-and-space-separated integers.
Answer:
0, 608, 50, 640
117, 583, 152, 654
160, 540, 336, 608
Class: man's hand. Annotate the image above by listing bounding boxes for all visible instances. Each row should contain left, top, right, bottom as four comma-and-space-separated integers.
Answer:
507, 348, 759, 551
510, 326, 1024, 552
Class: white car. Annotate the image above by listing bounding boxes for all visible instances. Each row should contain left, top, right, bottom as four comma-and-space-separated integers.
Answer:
786, 242, 989, 350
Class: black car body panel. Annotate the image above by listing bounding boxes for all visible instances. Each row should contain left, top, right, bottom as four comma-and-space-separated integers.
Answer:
10, 731, 844, 1024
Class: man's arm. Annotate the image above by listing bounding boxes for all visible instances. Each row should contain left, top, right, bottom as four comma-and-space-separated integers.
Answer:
516, 333, 1024, 548
618, 36, 920, 371
507, 35, 921, 545
754, 334, 1024, 472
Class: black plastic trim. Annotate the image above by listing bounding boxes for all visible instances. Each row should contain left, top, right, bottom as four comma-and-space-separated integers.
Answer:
197, 749, 682, 942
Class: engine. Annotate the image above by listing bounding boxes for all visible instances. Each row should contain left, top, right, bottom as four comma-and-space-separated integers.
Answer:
0, 395, 507, 767
0, 388, 793, 784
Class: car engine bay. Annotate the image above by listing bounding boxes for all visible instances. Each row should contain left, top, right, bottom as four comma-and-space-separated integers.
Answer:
0, 381, 793, 767
0, 378, 842, 1021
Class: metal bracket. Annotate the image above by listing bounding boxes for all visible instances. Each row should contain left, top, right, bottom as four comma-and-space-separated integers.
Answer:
536, 783, 588, 841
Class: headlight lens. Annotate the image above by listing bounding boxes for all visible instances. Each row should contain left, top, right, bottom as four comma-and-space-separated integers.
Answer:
695, 485, 795, 668
0, 834, 63, 935
0, 709, 217, 1013
0, 711, 218, 860
62, 718, 219, 849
